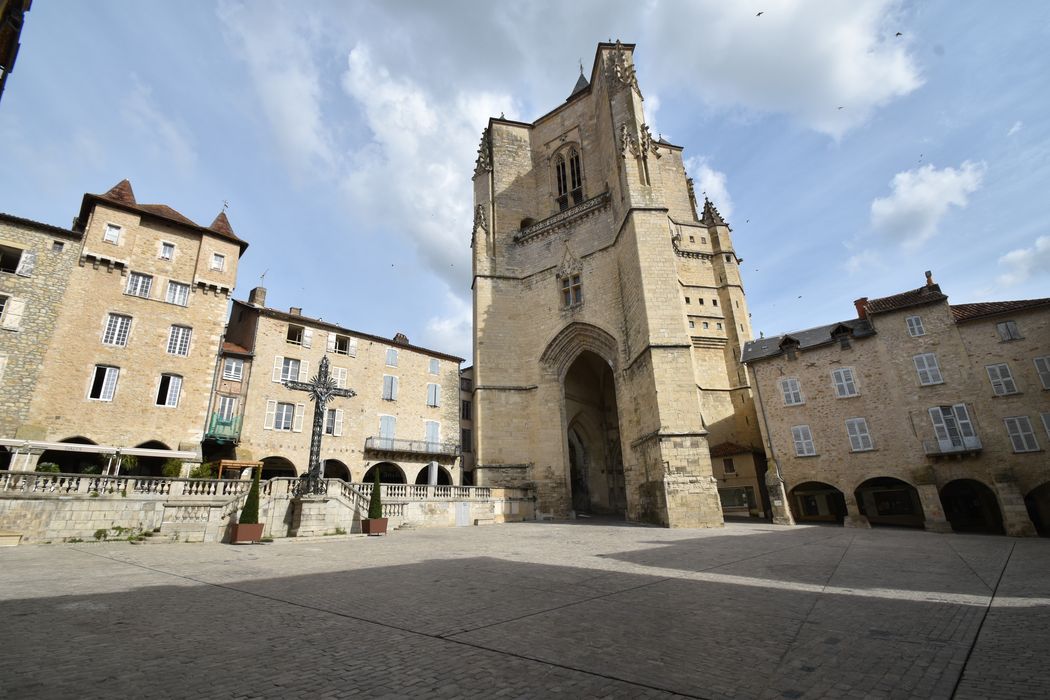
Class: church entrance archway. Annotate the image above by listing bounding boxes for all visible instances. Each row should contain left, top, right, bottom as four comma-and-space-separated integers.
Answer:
940, 479, 1004, 534
1025, 482, 1050, 537
260, 456, 297, 480
854, 477, 925, 528
323, 459, 351, 481
562, 351, 626, 517
414, 462, 452, 485
363, 462, 406, 484
789, 481, 847, 524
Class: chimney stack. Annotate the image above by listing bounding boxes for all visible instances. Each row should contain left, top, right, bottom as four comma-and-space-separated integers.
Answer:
289, 307, 302, 316
925, 270, 934, 287
248, 286, 267, 307
854, 297, 869, 320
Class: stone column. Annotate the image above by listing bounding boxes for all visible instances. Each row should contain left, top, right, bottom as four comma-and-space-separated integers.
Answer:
915, 483, 952, 533
765, 472, 795, 526
843, 495, 870, 529
993, 473, 1036, 537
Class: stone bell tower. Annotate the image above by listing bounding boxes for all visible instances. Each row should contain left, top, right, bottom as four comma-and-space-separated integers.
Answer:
471, 42, 760, 527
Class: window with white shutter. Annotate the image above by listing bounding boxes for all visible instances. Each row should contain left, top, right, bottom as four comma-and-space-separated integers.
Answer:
103, 224, 121, 244
425, 421, 440, 446
913, 353, 943, 385
382, 375, 398, 401
386, 348, 399, 367
89, 365, 119, 401
996, 321, 1022, 341
325, 408, 338, 435
217, 395, 236, 421
791, 425, 816, 456
379, 415, 396, 442
293, 403, 305, 432
166, 281, 190, 306
333, 366, 348, 389
427, 383, 440, 407
166, 325, 192, 356
906, 315, 925, 337
222, 358, 243, 381
273, 402, 295, 431
429, 358, 440, 375
831, 368, 858, 397
264, 400, 277, 429
928, 404, 978, 452
845, 418, 874, 451
159, 242, 175, 260
779, 378, 804, 405
1004, 416, 1039, 452
156, 374, 182, 407
102, 313, 132, 346
986, 364, 1018, 396
277, 357, 300, 382
302, 328, 313, 349
1041, 412, 1050, 441
1, 297, 25, 330
1034, 356, 1050, 390
126, 273, 153, 298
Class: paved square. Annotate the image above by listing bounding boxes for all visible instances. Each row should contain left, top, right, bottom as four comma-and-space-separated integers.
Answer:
2, 522, 1048, 699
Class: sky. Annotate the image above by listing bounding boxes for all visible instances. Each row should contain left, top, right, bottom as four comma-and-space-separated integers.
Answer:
2, 1, 1048, 362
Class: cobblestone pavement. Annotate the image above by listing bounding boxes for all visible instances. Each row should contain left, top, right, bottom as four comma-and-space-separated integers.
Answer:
2, 521, 1048, 699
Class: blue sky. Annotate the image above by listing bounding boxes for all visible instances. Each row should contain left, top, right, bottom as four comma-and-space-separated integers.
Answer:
2, 1, 1048, 361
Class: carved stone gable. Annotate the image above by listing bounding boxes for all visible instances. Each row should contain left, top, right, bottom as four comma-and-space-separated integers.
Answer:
558, 241, 582, 277
473, 128, 492, 178
604, 40, 642, 98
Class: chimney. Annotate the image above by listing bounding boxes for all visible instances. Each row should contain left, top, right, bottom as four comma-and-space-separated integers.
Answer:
925, 270, 934, 287
393, 332, 409, 345
854, 297, 869, 320
289, 307, 302, 316
248, 286, 267, 307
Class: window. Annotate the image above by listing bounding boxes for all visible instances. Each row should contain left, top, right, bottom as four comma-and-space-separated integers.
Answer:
561, 274, 582, 307
1041, 413, 1050, 441
324, 408, 344, 437
102, 313, 132, 347
217, 395, 236, 421
332, 366, 348, 389
712, 299, 718, 306
831, 368, 858, 398
688, 320, 695, 329
166, 325, 192, 356
329, 333, 357, 356
52, 241, 64, 253
0, 295, 23, 330
156, 374, 182, 407
425, 420, 440, 446
986, 364, 1018, 396
426, 383, 440, 407
382, 375, 398, 401
0, 244, 29, 274
1034, 357, 1050, 390
698, 299, 704, 305
429, 358, 440, 375
460, 377, 473, 391
779, 378, 804, 406
166, 281, 190, 306
461, 428, 472, 453
716, 322, 723, 330
210, 253, 226, 271
222, 358, 243, 381
722, 458, 736, 474
929, 405, 978, 451
906, 316, 925, 337
461, 399, 472, 420
159, 242, 175, 260
568, 148, 583, 205
725, 254, 732, 263
845, 418, 874, 451
702, 322, 709, 329
554, 154, 568, 211
689, 236, 694, 243
685, 297, 691, 304
273, 402, 295, 431
1004, 416, 1040, 452
379, 415, 396, 439
103, 223, 121, 244
126, 272, 153, 299
386, 348, 398, 367
89, 365, 119, 401
791, 425, 816, 456
277, 357, 302, 383
913, 353, 943, 385
287, 325, 304, 345
997, 320, 1022, 341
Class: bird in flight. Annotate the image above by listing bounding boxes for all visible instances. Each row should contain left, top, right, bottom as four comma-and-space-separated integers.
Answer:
838, 106, 844, 110
896, 32, 903, 37
756, 11, 764, 16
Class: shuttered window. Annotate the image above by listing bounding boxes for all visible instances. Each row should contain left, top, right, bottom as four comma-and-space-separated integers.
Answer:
831, 368, 858, 397
986, 364, 1018, 395
906, 316, 925, 336
780, 378, 804, 405
1034, 356, 1050, 390
325, 408, 344, 437
426, 383, 440, 407
791, 425, 816, 456
382, 375, 398, 401
845, 418, 874, 451
913, 353, 943, 385
1004, 416, 1039, 452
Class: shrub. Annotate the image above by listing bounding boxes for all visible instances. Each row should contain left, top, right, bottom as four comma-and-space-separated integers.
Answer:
36, 463, 61, 473
119, 455, 138, 474
189, 462, 217, 479
367, 469, 383, 520
238, 467, 261, 525
161, 459, 184, 478
94, 529, 108, 541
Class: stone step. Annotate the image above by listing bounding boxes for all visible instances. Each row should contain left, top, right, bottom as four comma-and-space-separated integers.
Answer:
0, 531, 23, 547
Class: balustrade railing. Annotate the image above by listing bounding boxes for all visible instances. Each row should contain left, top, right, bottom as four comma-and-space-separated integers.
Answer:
363, 436, 460, 457
922, 436, 983, 456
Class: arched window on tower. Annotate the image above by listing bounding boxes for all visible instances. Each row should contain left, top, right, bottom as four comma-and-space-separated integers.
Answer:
554, 155, 569, 211
569, 148, 583, 204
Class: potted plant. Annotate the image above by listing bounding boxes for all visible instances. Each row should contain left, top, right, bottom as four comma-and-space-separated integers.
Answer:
361, 469, 388, 536
231, 467, 264, 543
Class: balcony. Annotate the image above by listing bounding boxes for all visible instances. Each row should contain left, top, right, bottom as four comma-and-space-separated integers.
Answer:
364, 436, 460, 458
205, 413, 241, 443
923, 436, 982, 458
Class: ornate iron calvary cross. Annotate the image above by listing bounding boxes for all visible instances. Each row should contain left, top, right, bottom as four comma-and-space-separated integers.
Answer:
283, 356, 356, 495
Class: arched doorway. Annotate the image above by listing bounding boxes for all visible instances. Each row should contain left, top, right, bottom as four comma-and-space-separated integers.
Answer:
323, 459, 351, 481
38, 437, 104, 474
363, 462, 406, 484
260, 456, 298, 480
0, 446, 10, 471
562, 351, 626, 517
414, 463, 452, 485
1025, 482, 1050, 537
789, 481, 847, 524
940, 479, 1004, 534
854, 477, 925, 528
131, 441, 172, 476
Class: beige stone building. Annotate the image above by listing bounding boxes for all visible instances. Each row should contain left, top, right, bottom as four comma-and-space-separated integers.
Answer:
7, 180, 246, 473
743, 272, 1049, 536
471, 42, 764, 526
204, 291, 464, 484
460, 366, 475, 484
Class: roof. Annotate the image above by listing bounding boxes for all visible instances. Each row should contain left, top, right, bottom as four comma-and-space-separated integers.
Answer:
951, 298, 1050, 322
865, 283, 946, 314
78, 179, 248, 252
742, 318, 876, 363
0, 211, 82, 239
221, 341, 253, 357
569, 73, 589, 98
236, 300, 465, 363
700, 198, 728, 228
709, 442, 754, 458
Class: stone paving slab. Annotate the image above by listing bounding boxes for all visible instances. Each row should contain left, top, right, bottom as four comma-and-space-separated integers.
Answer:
1, 522, 1048, 699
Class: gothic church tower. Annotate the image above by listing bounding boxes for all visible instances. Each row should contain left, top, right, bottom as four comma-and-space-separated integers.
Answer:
471, 43, 762, 527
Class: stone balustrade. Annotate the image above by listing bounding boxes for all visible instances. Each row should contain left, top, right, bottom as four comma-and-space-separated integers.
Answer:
0, 471, 251, 498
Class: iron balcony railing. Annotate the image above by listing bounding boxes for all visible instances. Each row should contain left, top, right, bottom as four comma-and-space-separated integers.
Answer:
205, 413, 242, 442
364, 436, 460, 457
922, 436, 982, 456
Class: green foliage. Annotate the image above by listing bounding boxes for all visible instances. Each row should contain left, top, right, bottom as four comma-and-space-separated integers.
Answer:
36, 463, 61, 473
80, 462, 102, 475
161, 459, 184, 478
94, 529, 108, 541
89, 491, 100, 498
66, 537, 83, 543
189, 462, 217, 479
119, 455, 138, 474
335, 527, 347, 535
367, 469, 383, 520
238, 467, 261, 525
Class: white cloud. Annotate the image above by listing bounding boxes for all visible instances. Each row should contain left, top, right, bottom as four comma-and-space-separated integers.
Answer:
422, 292, 473, 362
996, 235, 1050, 287
685, 157, 734, 221
121, 79, 197, 174
1007, 120, 1023, 137
870, 161, 985, 248
845, 249, 882, 274
647, 1, 922, 137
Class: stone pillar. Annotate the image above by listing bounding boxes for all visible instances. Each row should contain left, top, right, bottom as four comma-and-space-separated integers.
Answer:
21, 450, 43, 471
765, 472, 795, 526
843, 495, 870, 529
915, 483, 952, 533
290, 495, 330, 537
993, 473, 1037, 537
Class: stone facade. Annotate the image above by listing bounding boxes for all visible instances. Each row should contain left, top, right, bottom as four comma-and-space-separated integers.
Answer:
460, 366, 475, 484
207, 295, 464, 485
472, 43, 763, 527
743, 274, 1049, 536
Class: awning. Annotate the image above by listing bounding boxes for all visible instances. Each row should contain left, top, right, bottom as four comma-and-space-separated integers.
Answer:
0, 438, 198, 461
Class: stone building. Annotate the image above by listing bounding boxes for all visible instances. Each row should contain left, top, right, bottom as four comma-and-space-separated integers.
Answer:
204, 291, 464, 484
471, 42, 764, 527
742, 272, 1050, 536
8, 180, 246, 473
460, 366, 474, 484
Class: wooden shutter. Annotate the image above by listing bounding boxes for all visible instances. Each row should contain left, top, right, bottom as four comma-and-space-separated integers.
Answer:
347, 338, 358, 357
0, 355, 7, 384
264, 400, 277, 429
1, 298, 25, 330
272, 356, 283, 383
298, 360, 309, 382
303, 328, 313, 349
293, 403, 305, 432
167, 376, 182, 407
326, 332, 336, 352
334, 409, 344, 437
1035, 357, 1050, 389
15, 251, 36, 277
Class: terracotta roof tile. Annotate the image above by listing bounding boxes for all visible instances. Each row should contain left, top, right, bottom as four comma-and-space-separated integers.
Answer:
951, 298, 1050, 322
136, 203, 198, 227
865, 284, 947, 314
208, 211, 235, 237
101, 179, 136, 205
221, 341, 252, 355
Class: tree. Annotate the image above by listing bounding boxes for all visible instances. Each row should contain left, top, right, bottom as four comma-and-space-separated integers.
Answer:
367, 467, 383, 520
239, 467, 261, 525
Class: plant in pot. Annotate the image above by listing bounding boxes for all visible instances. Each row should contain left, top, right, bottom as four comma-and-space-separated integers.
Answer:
362, 468, 388, 536
231, 467, 264, 543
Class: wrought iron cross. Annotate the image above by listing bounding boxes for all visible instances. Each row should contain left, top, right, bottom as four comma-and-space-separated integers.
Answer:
283, 356, 356, 495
